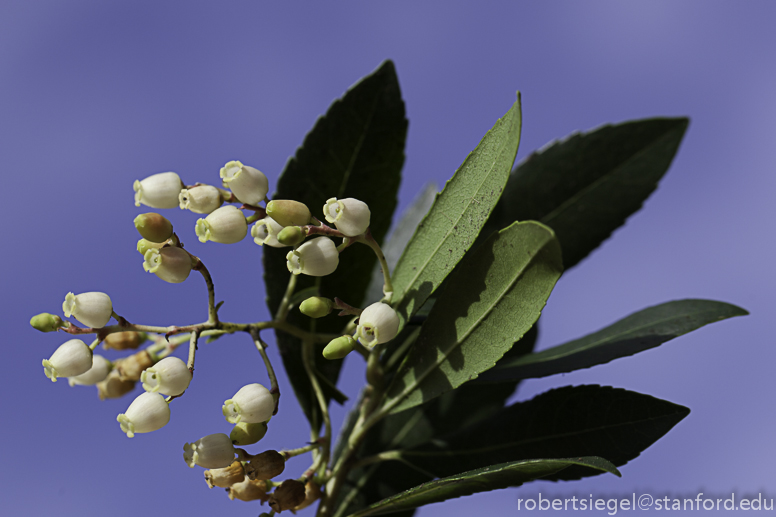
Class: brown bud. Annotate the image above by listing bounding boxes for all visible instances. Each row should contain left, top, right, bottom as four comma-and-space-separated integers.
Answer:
293, 480, 323, 511
115, 350, 155, 381
228, 477, 270, 502
96, 370, 136, 400
103, 331, 146, 351
268, 479, 306, 513
245, 450, 285, 481
204, 460, 245, 489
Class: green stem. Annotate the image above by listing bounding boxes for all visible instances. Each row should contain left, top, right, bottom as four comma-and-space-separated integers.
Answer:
355, 230, 393, 303
192, 258, 218, 325
275, 273, 297, 322
281, 442, 322, 461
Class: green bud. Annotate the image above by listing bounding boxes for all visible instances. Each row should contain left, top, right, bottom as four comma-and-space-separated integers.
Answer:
277, 226, 305, 247
134, 213, 174, 243
230, 421, 268, 446
300, 297, 333, 318
30, 313, 64, 332
323, 335, 356, 360
266, 200, 312, 227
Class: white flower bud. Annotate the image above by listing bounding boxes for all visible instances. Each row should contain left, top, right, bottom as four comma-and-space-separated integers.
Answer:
43, 339, 93, 382
117, 392, 170, 438
141, 356, 191, 396
184, 433, 236, 469
251, 217, 288, 248
134, 172, 183, 209
179, 185, 223, 214
222, 383, 274, 424
143, 247, 192, 283
286, 237, 339, 277
219, 160, 269, 206
324, 197, 371, 237
62, 291, 113, 328
356, 302, 400, 348
195, 205, 247, 244
68, 354, 110, 386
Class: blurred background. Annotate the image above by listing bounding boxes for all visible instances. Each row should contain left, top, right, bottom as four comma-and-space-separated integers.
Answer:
2, 1, 774, 515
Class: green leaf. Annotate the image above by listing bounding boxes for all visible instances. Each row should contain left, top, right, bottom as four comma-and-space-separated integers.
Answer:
382, 221, 562, 415
264, 60, 407, 429
391, 95, 522, 325
480, 299, 748, 382
346, 457, 619, 517
365, 183, 438, 305
334, 327, 538, 517
403, 385, 689, 481
485, 117, 689, 270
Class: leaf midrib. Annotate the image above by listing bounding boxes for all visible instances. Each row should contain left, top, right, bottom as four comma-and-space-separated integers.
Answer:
401, 409, 687, 459
510, 304, 732, 365
540, 129, 675, 225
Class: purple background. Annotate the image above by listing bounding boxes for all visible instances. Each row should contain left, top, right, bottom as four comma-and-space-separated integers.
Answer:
2, 1, 774, 515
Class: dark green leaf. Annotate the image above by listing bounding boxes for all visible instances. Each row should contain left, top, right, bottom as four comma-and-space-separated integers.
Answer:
391, 95, 522, 326
485, 117, 689, 269
346, 457, 619, 517
480, 299, 748, 382
366, 183, 438, 305
335, 327, 538, 517
383, 221, 561, 414
403, 385, 689, 481
264, 60, 407, 429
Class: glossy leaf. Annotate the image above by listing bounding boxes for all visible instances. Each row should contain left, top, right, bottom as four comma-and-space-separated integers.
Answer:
347, 457, 619, 517
383, 221, 562, 415
264, 60, 407, 429
403, 385, 689, 481
390, 95, 522, 326
485, 117, 689, 269
480, 299, 748, 382
365, 183, 438, 305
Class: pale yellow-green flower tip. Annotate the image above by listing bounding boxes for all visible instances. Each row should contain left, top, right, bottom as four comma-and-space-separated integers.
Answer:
137, 238, 163, 256
134, 213, 174, 243
299, 297, 333, 319
30, 313, 64, 332
323, 335, 356, 360
266, 199, 312, 227
277, 226, 305, 247
230, 421, 268, 446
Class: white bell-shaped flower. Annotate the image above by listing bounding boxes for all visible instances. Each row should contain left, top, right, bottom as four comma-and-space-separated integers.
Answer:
143, 246, 192, 283
62, 291, 113, 328
222, 383, 274, 424
286, 237, 339, 277
141, 356, 191, 396
324, 197, 371, 237
43, 339, 93, 382
179, 185, 223, 214
251, 217, 287, 248
117, 392, 170, 438
134, 172, 183, 209
219, 160, 269, 206
356, 302, 400, 348
195, 205, 248, 244
68, 354, 111, 386
184, 433, 236, 469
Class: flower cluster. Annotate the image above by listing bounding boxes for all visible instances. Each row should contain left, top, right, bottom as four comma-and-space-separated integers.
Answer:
33, 159, 403, 511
